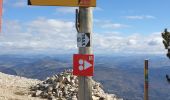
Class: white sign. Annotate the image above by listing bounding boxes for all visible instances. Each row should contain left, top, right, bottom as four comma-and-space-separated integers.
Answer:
77, 33, 90, 47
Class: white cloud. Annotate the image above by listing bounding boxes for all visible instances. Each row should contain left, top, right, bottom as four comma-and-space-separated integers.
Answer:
93, 32, 165, 54
94, 20, 129, 29
3, 0, 27, 8
12, 0, 26, 8
101, 23, 129, 29
1, 18, 77, 54
0, 18, 165, 54
93, 7, 103, 11
125, 15, 156, 20
127, 39, 137, 45
56, 7, 78, 14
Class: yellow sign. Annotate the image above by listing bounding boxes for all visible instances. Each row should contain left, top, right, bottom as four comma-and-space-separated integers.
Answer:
28, 0, 96, 7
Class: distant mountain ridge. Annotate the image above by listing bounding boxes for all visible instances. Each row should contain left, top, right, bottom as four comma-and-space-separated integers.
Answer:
0, 54, 170, 100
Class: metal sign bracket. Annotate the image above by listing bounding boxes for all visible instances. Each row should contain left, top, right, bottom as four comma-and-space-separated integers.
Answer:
75, 9, 80, 33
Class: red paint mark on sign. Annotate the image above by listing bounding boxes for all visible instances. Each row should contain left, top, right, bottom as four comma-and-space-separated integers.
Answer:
79, 0, 91, 6
73, 54, 94, 76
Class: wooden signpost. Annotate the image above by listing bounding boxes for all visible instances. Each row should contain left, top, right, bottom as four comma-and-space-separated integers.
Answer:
144, 60, 149, 100
28, 0, 96, 100
76, 7, 93, 100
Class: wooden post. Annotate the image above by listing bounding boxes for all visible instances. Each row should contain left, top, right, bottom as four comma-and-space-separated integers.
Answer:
144, 60, 149, 100
78, 7, 93, 100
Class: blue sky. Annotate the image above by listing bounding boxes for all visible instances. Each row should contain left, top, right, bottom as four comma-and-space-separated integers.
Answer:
0, 0, 169, 54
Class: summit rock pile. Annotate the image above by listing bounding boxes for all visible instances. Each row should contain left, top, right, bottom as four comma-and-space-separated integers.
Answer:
30, 69, 123, 100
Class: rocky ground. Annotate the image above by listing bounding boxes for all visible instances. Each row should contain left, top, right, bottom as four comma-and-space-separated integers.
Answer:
0, 70, 123, 100
30, 69, 123, 100
0, 72, 44, 100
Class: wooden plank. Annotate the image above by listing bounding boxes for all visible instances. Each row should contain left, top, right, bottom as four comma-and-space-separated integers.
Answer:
28, 0, 96, 7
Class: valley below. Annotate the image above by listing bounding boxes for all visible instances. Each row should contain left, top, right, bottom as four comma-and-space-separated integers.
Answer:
0, 54, 170, 100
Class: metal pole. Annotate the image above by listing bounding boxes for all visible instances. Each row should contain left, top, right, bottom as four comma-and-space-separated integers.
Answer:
78, 7, 93, 100
144, 60, 149, 100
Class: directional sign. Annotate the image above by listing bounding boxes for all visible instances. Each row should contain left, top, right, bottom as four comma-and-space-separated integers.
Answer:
73, 54, 94, 76
28, 0, 96, 7
77, 33, 90, 47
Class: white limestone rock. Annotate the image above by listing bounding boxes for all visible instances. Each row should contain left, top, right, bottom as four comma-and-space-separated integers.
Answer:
30, 69, 123, 100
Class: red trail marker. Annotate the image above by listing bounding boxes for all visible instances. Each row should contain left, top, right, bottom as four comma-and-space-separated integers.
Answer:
73, 54, 94, 76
